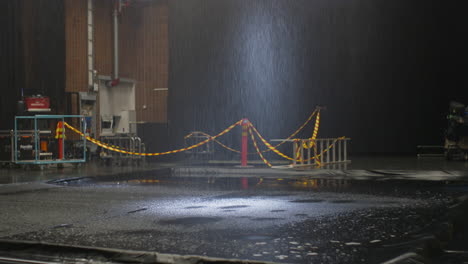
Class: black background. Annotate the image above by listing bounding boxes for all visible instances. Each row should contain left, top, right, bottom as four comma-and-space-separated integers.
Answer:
0, 0, 65, 130
168, 0, 468, 154
1, 1, 468, 155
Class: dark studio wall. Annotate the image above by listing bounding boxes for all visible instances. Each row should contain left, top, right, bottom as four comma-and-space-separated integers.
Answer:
168, 0, 468, 154
0, 0, 65, 129
1, 0, 467, 155
0, 1, 22, 129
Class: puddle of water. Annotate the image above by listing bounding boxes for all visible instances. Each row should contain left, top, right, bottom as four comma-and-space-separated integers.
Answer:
251, 217, 284, 221
242, 235, 273, 241
48, 169, 467, 199
381, 201, 399, 204
127, 208, 148, 214
184, 206, 206, 209
158, 217, 223, 226
219, 205, 249, 209
289, 199, 324, 203
295, 214, 308, 217
330, 200, 356, 204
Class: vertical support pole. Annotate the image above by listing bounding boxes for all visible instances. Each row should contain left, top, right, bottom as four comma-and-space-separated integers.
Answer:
344, 139, 347, 162
326, 139, 330, 165
300, 140, 304, 165
119, 138, 122, 164
83, 117, 87, 161
137, 137, 142, 155
241, 119, 249, 167
63, 118, 66, 159
10, 130, 14, 163
320, 139, 324, 165
87, 0, 95, 90
241, 177, 249, 189
113, 4, 119, 80
307, 140, 311, 165
338, 139, 342, 163
14, 118, 18, 163
292, 140, 297, 166
313, 140, 319, 167
34, 116, 39, 162
65, 118, 68, 160
332, 142, 336, 163
58, 121, 64, 160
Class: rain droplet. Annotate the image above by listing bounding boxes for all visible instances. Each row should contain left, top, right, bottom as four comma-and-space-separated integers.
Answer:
345, 242, 361, 246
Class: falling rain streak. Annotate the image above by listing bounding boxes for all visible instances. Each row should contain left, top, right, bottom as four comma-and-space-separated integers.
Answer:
168, 0, 468, 155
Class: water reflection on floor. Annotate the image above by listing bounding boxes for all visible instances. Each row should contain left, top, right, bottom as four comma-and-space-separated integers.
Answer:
2, 165, 467, 264
65, 171, 468, 200
1, 155, 468, 185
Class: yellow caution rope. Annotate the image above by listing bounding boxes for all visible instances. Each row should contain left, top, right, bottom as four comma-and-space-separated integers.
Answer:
64, 120, 241, 156
248, 125, 272, 167
183, 109, 318, 154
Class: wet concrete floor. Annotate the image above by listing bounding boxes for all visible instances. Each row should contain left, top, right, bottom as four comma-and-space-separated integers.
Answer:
1, 168, 468, 263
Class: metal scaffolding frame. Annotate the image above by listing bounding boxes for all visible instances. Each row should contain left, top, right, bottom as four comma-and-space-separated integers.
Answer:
14, 115, 86, 165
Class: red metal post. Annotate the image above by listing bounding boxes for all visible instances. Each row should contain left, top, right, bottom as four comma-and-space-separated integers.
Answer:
241, 118, 249, 166
241, 177, 249, 189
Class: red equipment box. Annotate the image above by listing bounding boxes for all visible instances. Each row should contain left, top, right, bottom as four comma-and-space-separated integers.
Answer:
24, 96, 50, 111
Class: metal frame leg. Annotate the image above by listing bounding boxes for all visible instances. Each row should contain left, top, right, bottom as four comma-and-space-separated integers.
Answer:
320, 139, 324, 165
338, 140, 342, 163
34, 117, 39, 162
344, 139, 347, 162
332, 142, 336, 164
300, 140, 304, 165
292, 141, 297, 166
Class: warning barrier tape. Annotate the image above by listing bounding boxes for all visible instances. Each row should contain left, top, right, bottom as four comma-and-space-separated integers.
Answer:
64, 120, 241, 156
313, 144, 321, 167
298, 136, 347, 163
248, 123, 295, 161
102, 143, 128, 150
263, 109, 317, 153
183, 114, 324, 167
304, 110, 320, 149
296, 111, 320, 160
183, 109, 318, 154
248, 124, 343, 166
185, 131, 241, 153
309, 112, 321, 166
315, 136, 346, 159
90, 139, 131, 151
248, 126, 272, 167
63, 112, 345, 166
295, 139, 302, 161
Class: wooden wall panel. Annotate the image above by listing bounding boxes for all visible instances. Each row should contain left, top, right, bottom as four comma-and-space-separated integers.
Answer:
94, 0, 113, 77
65, 0, 87, 93
120, 0, 169, 123
65, 0, 169, 123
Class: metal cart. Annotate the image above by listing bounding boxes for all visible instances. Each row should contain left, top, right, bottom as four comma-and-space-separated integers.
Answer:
14, 115, 87, 167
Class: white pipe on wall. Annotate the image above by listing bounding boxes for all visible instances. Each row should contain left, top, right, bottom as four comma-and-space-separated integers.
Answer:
113, 2, 119, 80
87, 0, 95, 90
